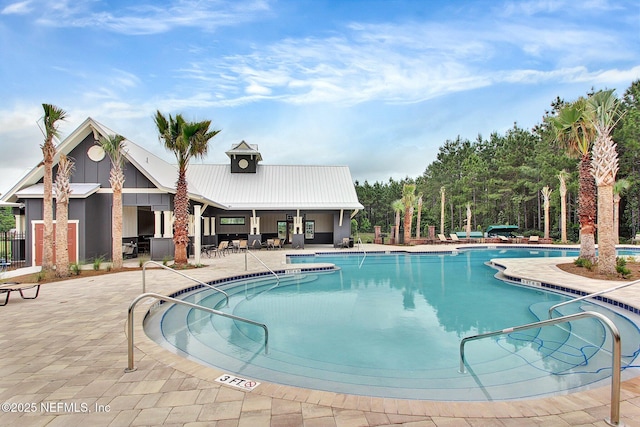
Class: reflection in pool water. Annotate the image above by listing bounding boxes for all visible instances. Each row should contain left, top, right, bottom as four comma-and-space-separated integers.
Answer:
148, 248, 640, 401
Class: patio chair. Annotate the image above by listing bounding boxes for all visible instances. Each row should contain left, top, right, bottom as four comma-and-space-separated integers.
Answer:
0, 282, 41, 306
437, 234, 450, 243
210, 241, 229, 257
0, 258, 10, 273
632, 233, 640, 245
528, 235, 539, 244
273, 238, 282, 249
201, 244, 215, 257
238, 240, 248, 252
341, 237, 350, 248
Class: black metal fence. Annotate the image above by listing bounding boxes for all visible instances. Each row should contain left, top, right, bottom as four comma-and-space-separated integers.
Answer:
0, 231, 26, 271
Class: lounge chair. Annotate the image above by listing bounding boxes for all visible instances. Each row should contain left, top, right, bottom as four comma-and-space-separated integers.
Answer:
210, 241, 229, 256
437, 234, 450, 243
498, 235, 512, 243
0, 282, 41, 306
632, 233, 640, 245
201, 244, 216, 257
528, 236, 539, 244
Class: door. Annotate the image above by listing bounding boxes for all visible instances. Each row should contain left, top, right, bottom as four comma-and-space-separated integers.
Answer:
34, 221, 78, 266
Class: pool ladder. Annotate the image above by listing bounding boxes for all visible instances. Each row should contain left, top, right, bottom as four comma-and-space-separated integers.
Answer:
459, 311, 622, 426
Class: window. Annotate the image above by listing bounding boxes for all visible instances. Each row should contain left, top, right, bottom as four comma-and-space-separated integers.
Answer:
277, 221, 287, 239
220, 217, 245, 225
305, 221, 315, 239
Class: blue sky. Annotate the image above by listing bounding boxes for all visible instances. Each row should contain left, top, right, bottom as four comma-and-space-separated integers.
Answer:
1, 0, 639, 195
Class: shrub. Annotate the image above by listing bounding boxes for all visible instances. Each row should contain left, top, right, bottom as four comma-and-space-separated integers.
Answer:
574, 257, 594, 270
93, 256, 105, 271
616, 257, 631, 278
70, 262, 81, 276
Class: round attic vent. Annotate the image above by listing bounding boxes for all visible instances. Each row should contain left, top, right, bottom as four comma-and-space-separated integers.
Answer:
87, 145, 105, 162
87, 145, 104, 162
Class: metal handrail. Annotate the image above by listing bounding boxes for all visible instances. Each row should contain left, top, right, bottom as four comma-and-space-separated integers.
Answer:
142, 260, 229, 306
549, 278, 640, 319
244, 249, 280, 284
357, 237, 367, 269
459, 311, 622, 426
125, 292, 269, 373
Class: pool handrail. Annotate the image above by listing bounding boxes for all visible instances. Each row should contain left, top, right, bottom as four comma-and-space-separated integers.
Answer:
125, 292, 269, 373
548, 278, 640, 319
459, 311, 622, 426
357, 237, 367, 269
142, 260, 229, 307
244, 249, 280, 284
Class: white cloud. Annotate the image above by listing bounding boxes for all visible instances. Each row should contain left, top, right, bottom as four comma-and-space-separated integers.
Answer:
1, 1, 32, 15
32, 0, 271, 35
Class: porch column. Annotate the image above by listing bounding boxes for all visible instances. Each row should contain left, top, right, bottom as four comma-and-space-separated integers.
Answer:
250, 216, 260, 235
188, 214, 194, 236
14, 214, 23, 234
154, 211, 163, 237
194, 205, 201, 265
203, 216, 210, 236
163, 211, 173, 238
210, 217, 216, 235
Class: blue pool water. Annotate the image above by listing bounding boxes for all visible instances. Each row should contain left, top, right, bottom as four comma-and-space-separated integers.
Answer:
148, 248, 640, 401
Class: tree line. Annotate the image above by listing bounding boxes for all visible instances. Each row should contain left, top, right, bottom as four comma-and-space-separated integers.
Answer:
354, 80, 640, 244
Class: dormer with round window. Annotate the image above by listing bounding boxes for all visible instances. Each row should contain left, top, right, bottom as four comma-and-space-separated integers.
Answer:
225, 141, 262, 173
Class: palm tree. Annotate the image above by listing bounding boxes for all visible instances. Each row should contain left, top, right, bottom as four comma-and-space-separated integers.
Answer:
391, 199, 403, 245
546, 99, 597, 263
440, 186, 445, 235
613, 179, 630, 244
40, 104, 67, 272
541, 186, 552, 239
588, 89, 621, 275
557, 170, 569, 243
465, 203, 472, 239
401, 183, 416, 244
99, 134, 127, 269
54, 154, 74, 277
415, 193, 423, 239
155, 111, 220, 266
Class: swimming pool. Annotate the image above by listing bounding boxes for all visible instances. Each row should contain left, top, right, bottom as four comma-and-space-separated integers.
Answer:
146, 248, 640, 401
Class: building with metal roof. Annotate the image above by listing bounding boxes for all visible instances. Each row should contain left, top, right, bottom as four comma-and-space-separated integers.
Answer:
1, 118, 363, 266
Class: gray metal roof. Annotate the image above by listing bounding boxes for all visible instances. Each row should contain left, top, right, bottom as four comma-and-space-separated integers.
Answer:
15, 183, 101, 199
187, 164, 363, 210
